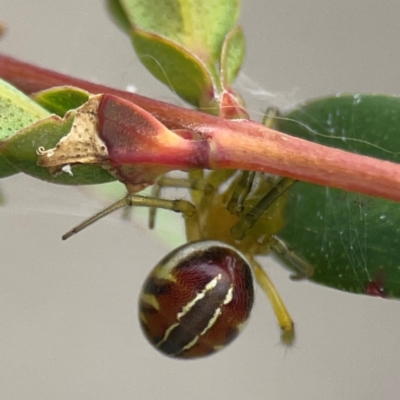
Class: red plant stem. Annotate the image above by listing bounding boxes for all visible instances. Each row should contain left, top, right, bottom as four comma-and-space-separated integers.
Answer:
1, 53, 400, 202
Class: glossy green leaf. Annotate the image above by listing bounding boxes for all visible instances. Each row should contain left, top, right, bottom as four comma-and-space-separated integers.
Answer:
0, 78, 49, 177
276, 94, 400, 297
32, 86, 90, 117
0, 113, 115, 185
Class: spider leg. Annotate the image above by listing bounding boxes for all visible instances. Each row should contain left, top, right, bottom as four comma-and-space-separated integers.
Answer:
250, 257, 295, 345
271, 236, 315, 279
62, 193, 201, 241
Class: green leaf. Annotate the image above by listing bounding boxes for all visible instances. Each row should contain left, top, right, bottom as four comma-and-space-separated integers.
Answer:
276, 94, 400, 297
131, 28, 214, 107
115, 0, 240, 64
106, 0, 132, 33
107, 0, 242, 107
32, 86, 90, 117
0, 82, 108, 184
0, 78, 49, 177
220, 26, 245, 86
0, 113, 115, 185
0, 79, 49, 141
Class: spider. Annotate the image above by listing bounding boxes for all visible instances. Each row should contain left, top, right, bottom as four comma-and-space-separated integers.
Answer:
59, 109, 314, 359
